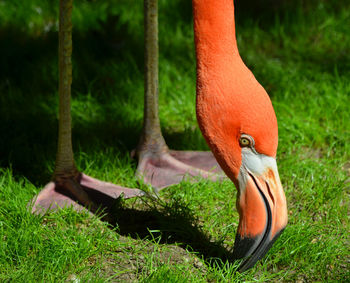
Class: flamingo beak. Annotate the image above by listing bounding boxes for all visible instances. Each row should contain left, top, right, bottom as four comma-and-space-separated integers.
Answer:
233, 155, 288, 272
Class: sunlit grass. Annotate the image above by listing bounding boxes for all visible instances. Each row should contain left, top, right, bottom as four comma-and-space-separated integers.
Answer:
0, 0, 349, 281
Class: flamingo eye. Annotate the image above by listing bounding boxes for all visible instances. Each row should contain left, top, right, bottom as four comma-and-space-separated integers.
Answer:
239, 134, 254, 148
239, 137, 250, 147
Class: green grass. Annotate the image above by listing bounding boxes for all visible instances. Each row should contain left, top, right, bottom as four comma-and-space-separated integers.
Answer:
0, 0, 349, 281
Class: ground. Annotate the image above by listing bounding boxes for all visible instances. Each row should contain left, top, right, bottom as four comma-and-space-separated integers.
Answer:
0, 0, 349, 282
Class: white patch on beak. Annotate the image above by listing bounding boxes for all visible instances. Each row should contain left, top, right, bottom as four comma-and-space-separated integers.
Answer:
237, 148, 277, 193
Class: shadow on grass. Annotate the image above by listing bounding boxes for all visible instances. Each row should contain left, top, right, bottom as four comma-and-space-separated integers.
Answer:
109, 194, 235, 267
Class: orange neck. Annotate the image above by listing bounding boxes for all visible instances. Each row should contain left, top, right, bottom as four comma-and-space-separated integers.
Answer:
193, 0, 239, 71
192, 0, 243, 180
192, 0, 279, 179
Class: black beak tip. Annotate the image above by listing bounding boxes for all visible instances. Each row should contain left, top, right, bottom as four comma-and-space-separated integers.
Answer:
233, 228, 285, 272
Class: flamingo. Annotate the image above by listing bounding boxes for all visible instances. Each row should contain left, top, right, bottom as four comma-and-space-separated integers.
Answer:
192, 0, 288, 270
32, 0, 287, 272
32, 0, 222, 214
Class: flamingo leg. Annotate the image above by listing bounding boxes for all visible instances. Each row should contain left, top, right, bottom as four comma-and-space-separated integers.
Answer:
31, 0, 143, 217
135, 0, 224, 190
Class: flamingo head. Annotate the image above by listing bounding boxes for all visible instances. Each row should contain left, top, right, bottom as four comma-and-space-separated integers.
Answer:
196, 60, 288, 271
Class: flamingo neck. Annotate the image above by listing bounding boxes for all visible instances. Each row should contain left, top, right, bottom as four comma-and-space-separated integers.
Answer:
192, 0, 244, 179
192, 0, 239, 69
192, 0, 279, 172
